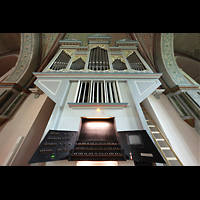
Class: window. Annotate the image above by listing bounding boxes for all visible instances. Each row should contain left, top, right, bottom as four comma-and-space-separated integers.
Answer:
75, 81, 121, 103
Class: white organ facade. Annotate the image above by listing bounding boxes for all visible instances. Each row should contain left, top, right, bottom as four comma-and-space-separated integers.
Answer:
31, 34, 182, 166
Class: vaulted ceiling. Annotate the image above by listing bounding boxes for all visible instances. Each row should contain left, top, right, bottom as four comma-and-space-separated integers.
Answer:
0, 33, 199, 84
174, 33, 200, 84
0, 33, 20, 77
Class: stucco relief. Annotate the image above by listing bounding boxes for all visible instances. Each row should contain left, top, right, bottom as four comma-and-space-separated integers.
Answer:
4, 33, 33, 83
161, 33, 191, 86
41, 33, 60, 62
3, 33, 41, 87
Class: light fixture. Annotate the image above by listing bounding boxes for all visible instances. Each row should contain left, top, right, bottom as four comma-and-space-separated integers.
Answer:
85, 117, 112, 119
76, 161, 118, 166
96, 108, 100, 112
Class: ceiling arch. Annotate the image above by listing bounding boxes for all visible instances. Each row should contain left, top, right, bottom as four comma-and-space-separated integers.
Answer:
0, 33, 199, 90
176, 56, 200, 84
174, 33, 200, 61
0, 33, 20, 56
0, 33, 20, 79
3, 33, 41, 87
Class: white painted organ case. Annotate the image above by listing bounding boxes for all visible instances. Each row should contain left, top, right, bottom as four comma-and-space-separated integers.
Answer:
32, 34, 164, 166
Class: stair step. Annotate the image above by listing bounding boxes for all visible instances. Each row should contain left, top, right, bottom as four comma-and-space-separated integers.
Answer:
168, 160, 182, 166
151, 131, 160, 134
161, 147, 170, 150
148, 125, 155, 127
157, 141, 168, 147
156, 138, 165, 141
142, 106, 183, 166
166, 157, 177, 160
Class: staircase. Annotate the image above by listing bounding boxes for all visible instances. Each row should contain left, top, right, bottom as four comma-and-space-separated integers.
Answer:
141, 106, 183, 166
69, 141, 126, 161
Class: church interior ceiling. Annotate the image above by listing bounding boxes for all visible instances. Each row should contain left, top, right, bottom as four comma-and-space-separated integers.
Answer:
0, 33, 199, 84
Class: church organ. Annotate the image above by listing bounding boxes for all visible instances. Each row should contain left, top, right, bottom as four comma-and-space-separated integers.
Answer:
127, 52, 147, 71
32, 34, 167, 166
75, 81, 121, 104
88, 46, 110, 71
50, 51, 71, 71
43, 34, 150, 73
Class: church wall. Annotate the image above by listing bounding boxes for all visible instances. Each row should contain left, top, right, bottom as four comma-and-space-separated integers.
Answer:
11, 96, 55, 166
0, 93, 55, 166
142, 94, 200, 166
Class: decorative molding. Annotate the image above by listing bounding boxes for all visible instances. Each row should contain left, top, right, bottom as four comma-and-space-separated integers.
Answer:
3, 33, 41, 88
134, 80, 157, 95
68, 102, 128, 108
115, 39, 139, 48
29, 87, 44, 98
110, 55, 125, 63
4, 33, 33, 83
59, 38, 82, 47
90, 44, 107, 50
161, 33, 191, 86
87, 34, 111, 44
33, 72, 163, 79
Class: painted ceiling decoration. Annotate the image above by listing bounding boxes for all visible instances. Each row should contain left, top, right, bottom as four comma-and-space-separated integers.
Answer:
0, 33, 199, 87
41, 33, 62, 62
134, 33, 155, 64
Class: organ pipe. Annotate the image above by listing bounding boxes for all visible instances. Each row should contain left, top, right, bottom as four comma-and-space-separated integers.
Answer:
88, 47, 109, 71
96, 46, 99, 70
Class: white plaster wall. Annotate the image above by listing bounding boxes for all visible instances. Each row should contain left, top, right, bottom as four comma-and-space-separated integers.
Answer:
142, 94, 200, 166
0, 93, 49, 165
56, 81, 143, 132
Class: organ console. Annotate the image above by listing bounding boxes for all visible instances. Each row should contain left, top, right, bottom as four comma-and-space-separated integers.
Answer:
117, 130, 166, 166
29, 130, 78, 164
29, 128, 165, 166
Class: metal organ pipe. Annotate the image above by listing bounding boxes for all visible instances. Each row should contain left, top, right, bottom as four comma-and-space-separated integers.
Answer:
88, 49, 92, 70
99, 47, 102, 71
92, 48, 96, 71
50, 51, 71, 71
102, 49, 105, 70
96, 47, 99, 70
104, 50, 109, 70
88, 47, 110, 71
